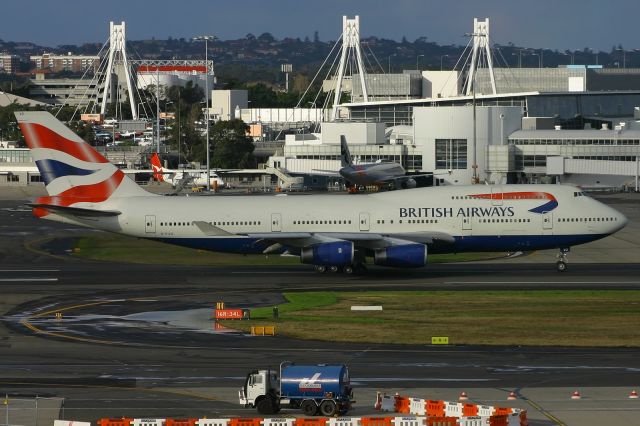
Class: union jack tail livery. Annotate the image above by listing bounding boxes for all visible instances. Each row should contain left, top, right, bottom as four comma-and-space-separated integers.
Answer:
16, 111, 151, 218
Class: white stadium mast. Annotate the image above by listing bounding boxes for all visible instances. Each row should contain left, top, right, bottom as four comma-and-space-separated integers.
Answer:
100, 21, 138, 120
465, 18, 497, 96
331, 16, 369, 121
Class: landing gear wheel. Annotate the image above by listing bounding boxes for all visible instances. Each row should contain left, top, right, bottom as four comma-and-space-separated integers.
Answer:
343, 265, 354, 274
319, 400, 337, 416
301, 400, 318, 416
329, 265, 339, 273
556, 261, 567, 272
556, 247, 569, 272
314, 265, 327, 273
257, 397, 276, 415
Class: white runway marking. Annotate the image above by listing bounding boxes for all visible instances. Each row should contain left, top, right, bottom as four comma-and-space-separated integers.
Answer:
0, 269, 60, 272
0, 278, 58, 282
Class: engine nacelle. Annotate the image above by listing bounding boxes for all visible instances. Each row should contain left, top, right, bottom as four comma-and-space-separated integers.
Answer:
401, 178, 417, 189
300, 241, 354, 266
374, 244, 427, 268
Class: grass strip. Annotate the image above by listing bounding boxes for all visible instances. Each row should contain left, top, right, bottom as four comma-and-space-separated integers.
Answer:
224, 290, 640, 347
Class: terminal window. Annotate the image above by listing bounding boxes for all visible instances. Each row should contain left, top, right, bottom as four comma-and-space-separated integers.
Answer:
435, 139, 467, 170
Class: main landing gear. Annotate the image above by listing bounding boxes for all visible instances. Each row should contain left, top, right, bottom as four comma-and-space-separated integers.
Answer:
314, 264, 367, 274
556, 247, 570, 272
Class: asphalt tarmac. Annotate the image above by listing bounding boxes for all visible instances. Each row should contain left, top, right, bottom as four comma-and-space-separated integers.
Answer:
1, 187, 640, 425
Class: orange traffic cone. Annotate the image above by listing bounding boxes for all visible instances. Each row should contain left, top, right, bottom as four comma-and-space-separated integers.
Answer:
571, 390, 581, 400
374, 391, 382, 410
459, 391, 469, 401
629, 390, 639, 399
507, 391, 517, 400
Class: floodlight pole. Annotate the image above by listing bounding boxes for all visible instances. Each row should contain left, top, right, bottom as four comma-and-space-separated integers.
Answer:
194, 35, 216, 191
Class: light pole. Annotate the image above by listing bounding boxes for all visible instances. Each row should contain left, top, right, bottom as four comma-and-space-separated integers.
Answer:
440, 54, 448, 71
616, 48, 626, 68
416, 54, 424, 70
193, 35, 216, 191
388, 54, 396, 73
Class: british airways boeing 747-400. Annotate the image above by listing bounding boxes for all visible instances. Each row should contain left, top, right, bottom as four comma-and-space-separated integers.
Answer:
17, 111, 627, 273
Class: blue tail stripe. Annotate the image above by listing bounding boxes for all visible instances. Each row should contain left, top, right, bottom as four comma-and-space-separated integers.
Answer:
35, 159, 98, 185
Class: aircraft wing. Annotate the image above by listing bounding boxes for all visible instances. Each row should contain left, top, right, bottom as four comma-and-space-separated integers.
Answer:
245, 231, 454, 252
28, 203, 122, 217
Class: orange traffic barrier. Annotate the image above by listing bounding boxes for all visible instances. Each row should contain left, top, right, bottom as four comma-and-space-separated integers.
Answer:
492, 407, 513, 416
295, 419, 327, 426
519, 411, 529, 426
488, 415, 508, 426
361, 418, 393, 426
229, 419, 262, 426
98, 419, 133, 426
426, 400, 445, 417
462, 403, 478, 416
426, 417, 457, 426
395, 396, 411, 413
166, 420, 198, 426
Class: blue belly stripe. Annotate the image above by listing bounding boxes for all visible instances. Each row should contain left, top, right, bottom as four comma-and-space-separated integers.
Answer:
152, 234, 608, 255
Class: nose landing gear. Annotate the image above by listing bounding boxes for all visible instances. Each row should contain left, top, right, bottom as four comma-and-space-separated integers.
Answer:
556, 247, 570, 272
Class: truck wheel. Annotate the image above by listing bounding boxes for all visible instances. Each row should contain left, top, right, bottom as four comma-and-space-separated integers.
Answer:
319, 400, 337, 416
257, 398, 275, 415
301, 400, 317, 416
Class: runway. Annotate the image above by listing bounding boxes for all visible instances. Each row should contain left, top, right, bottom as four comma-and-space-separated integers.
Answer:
1, 192, 640, 425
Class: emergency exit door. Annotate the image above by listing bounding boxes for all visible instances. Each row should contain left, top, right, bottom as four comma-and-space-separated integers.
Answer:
271, 213, 282, 232
145, 215, 156, 234
359, 212, 370, 231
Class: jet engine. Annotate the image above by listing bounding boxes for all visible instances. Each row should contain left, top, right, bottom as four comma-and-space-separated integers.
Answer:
401, 178, 417, 189
374, 244, 427, 268
301, 241, 354, 266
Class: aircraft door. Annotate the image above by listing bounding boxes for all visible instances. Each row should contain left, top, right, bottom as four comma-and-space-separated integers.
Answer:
542, 211, 553, 230
462, 216, 472, 231
491, 185, 503, 206
359, 212, 370, 231
145, 215, 156, 234
271, 213, 282, 232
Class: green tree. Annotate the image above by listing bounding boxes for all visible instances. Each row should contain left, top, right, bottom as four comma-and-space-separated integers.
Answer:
210, 119, 255, 168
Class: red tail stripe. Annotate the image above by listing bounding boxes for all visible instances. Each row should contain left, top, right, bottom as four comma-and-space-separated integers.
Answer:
20, 122, 109, 164
35, 170, 125, 210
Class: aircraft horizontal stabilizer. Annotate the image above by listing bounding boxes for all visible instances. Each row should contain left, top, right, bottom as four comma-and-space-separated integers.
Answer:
28, 203, 121, 217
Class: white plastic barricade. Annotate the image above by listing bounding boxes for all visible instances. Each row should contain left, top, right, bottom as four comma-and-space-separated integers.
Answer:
55, 421, 91, 426
262, 419, 296, 426
444, 402, 463, 418
380, 394, 395, 412
197, 419, 231, 426
328, 418, 361, 426
458, 417, 486, 426
477, 405, 494, 417
392, 417, 426, 426
507, 413, 521, 426
133, 419, 166, 426
409, 398, 426, 415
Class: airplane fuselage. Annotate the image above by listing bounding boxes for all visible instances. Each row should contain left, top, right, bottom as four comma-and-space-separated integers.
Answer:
340, 162, 406, 186
49, 184, 627, 257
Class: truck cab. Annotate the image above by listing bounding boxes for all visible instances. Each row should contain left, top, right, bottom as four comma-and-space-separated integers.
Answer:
239, 369, 281, 414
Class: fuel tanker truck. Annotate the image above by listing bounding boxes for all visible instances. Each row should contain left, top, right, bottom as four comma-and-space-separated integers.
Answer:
239, 362, 353, 416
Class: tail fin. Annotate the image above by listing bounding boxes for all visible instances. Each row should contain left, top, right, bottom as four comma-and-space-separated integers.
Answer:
340, 135, 353, 168
16, 111, 150, 214
150, 152, 165, 182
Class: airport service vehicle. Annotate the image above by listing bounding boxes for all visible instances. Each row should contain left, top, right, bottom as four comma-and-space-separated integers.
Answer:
17, 111, 628, 273
239, 362, 353, 416
150, 152, 225, 189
